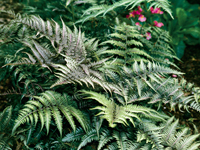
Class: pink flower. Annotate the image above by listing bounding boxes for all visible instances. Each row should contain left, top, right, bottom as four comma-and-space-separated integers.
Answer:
126, 15, 130, 18
150, 7, 163, 14
153, 21, 164, 27
146, 32, 151, 40
150, 7, 154, 13
126, 7, 143, 19
138, 6, 143, 13
135, 10, 141, 15
129, 11, 136, 17
172, 74, 177, 78
131, 10, 141, 16
158, 10, 164, 14
138, 15, 146, 22
165, 58, 169, 61
126, 13, 134, 19
135, 22, 141, 26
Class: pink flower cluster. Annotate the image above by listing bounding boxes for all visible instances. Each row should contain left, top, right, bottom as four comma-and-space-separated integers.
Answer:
126, 6, 146, 22
150, 7, 163, 14
126, 6, 165, 40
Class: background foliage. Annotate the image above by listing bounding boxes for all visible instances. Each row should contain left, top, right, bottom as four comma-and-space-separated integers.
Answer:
0, 0, 200, 149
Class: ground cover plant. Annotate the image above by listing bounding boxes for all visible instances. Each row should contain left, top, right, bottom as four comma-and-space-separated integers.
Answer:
0, 0, 200, 149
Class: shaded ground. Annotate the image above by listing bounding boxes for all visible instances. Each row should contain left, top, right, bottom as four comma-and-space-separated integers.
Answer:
178, 44, 200, 86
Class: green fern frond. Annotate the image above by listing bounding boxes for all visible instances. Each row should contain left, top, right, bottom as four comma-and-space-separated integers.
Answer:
99, 24, 178, 67
0, 106, 13, 150
100, 24, 153, 66
113, 131, 130, 150
0, 106, 12, 132
12, 91, 89, 136
104, 142, 118, 150
62, 127, 85, 143
97, 129, 113, 150
137, 27, 179, 67
82, 90, 163, 128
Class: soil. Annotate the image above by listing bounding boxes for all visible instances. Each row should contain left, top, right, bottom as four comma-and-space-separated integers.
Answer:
178, 44, 200, 86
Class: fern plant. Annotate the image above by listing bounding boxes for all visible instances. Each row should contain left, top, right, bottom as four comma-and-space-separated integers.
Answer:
102, 60, 200, 113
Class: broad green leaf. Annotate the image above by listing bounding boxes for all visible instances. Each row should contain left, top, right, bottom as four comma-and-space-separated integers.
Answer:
176, 8, 187, 27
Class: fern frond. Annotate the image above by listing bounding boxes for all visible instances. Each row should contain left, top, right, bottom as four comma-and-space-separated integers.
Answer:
12, 91, 88, 136
0, 106, 13, 150
82, 90, 163, 128
113, 131, 130, 150
137, 123, 164, 150
161, 117, 200, 150
62, 127, 85, 143
0, 106, 12, 132
100, 24, 153, 66
77, 129, 98, 150
97, 129, 113, 150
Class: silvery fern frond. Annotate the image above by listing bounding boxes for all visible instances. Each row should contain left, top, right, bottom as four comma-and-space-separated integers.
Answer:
0, 12, 120, 92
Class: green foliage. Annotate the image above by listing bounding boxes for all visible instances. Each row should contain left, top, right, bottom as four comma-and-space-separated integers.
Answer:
136, 117, 200, 150
103, 60, 183, 103
162, 0, 200, 58
100, 23, 152, 65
